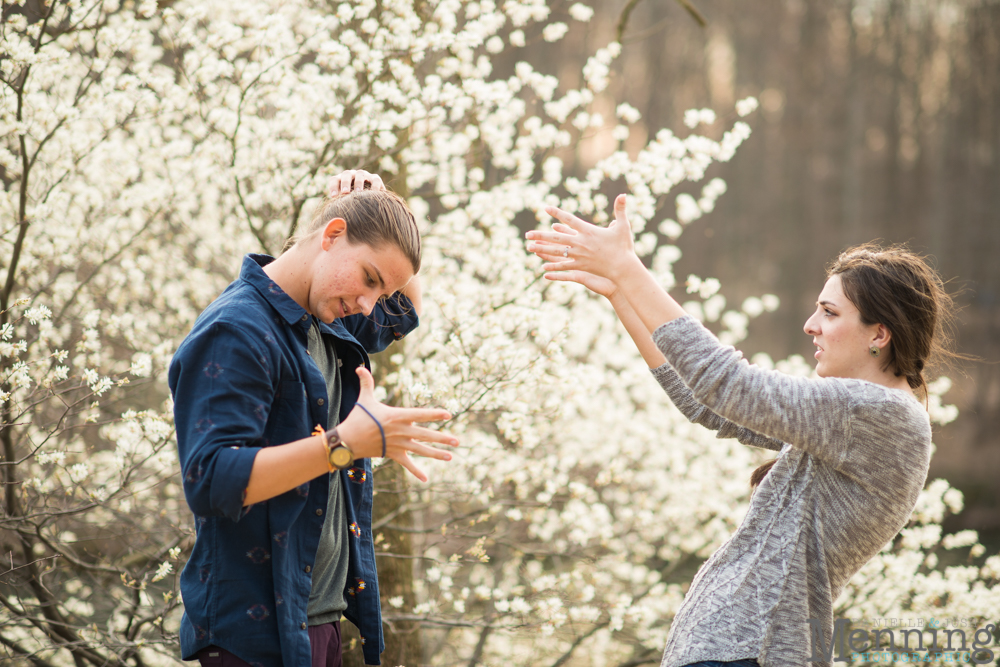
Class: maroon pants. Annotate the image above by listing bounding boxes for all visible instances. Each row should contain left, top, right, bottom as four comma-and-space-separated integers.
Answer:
195, 621, 342, 667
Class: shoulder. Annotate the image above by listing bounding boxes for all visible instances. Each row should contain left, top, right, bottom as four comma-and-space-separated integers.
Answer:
847, 381, 932, 445
174, 287, 282, 365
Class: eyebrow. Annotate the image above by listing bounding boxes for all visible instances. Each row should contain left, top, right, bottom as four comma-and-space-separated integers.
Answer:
817, 300, 838, 308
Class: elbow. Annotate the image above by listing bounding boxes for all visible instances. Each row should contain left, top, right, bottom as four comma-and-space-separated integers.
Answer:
179, 442, 259, 521
688, 377, 727, 414
181, 469, 247, 523
183, 487, 246, 523
182, 484, 217, 520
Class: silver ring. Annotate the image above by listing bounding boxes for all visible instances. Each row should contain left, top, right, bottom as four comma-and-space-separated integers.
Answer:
562, 248, 569, 258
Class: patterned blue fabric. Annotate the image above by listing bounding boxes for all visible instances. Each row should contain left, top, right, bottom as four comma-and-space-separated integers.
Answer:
169, 254, 419, 667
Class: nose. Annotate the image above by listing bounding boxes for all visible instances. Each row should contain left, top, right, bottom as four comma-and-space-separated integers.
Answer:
803, 311, 820, 336
358, 293, 376, 317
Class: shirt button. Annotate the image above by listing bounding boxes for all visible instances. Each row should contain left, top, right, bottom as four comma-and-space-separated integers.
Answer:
315, 508, 323, 516
317, 398, 325, 406
300, 622, 307, 630
304, 565, 311, 573
306, 350, 311, 356
301, 315, 308, 322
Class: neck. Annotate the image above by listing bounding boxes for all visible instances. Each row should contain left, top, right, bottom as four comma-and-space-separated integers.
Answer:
263, 245, 314, 314
859, 364, 914, 396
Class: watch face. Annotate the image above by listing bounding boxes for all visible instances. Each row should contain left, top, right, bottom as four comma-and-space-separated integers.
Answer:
330, 445, 353, 469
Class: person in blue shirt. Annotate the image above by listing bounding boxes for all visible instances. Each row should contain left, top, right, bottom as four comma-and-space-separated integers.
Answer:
169, 171, 458, 667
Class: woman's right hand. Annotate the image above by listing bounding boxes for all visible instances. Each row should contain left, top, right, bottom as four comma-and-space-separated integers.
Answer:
337, 367, 458, 482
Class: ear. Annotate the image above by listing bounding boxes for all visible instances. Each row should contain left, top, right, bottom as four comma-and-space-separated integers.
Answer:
321, 217, 348, 250
872, 323, 892, 348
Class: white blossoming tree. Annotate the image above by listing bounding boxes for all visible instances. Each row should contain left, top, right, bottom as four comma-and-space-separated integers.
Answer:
1, 1, 996, 666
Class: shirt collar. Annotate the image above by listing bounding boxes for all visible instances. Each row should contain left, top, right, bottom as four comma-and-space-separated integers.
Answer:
241, 254, 312, 328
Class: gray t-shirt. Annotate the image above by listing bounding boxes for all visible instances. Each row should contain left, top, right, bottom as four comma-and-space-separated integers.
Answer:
306, 321, 350, 625
651, 316, 931, 667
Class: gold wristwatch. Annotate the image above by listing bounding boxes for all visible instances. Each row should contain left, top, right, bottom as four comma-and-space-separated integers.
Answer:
324, 427, 355, 470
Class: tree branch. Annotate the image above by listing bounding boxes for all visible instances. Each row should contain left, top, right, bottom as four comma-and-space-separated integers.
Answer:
617, 0, 706, 44
0, 631, 60, 667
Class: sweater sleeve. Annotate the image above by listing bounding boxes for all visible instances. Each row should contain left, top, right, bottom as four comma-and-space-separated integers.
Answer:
652, 315, 858, 467
650, 363, 784, 452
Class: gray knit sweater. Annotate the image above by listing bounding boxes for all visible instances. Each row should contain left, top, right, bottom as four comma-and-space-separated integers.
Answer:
651, 316, 931, 667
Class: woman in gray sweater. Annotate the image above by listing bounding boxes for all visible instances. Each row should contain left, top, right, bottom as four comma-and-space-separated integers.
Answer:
526, 195, 956, 667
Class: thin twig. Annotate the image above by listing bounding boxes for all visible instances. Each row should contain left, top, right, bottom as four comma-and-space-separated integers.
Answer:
0, 555, 60, 581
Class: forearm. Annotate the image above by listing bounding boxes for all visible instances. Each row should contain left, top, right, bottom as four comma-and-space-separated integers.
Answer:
244, 434, 328, 506
607, 291, 666, 368
614, 255, 689, 336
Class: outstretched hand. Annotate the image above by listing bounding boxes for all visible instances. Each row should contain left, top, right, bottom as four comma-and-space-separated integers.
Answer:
525, 194, 641, 290
524, 192, 689, 370
338, 367, 458, 483
525, 224, 618, 298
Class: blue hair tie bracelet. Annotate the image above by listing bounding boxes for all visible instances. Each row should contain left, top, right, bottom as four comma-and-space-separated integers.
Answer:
355, 404, 385, 458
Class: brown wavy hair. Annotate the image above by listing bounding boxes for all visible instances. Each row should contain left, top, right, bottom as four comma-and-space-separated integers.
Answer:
751, 243, 963, 488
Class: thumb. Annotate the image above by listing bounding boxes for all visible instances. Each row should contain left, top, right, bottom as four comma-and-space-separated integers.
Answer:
613, 194, 630, 229
355, 366, 375, 399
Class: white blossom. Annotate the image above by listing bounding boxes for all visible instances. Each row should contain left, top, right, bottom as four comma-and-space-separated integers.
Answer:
130, 353, 153, 378
542, 22, 568, 42
24, 305, 51, 324
735, 96, 760, 117
151, 561, 173, 582
684, 108, 717, 128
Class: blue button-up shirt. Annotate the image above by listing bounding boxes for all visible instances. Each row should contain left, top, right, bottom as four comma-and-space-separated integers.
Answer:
169, 254, 418, 666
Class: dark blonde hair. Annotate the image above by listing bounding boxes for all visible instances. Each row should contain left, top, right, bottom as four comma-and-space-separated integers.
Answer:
288, 189, 421, 273
751, 243, 962, 488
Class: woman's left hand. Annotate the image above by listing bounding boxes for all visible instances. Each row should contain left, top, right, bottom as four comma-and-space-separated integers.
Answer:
525, 194, 640, 285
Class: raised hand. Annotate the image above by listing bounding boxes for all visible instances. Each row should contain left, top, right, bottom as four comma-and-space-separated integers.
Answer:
338, 366, 458, 482
327, 169, 385, 195
525, 222, 618, 298
526, 192, 688, 341
525, 194, 640, 286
